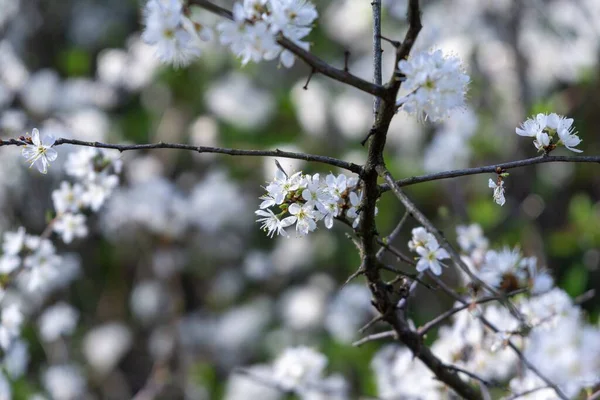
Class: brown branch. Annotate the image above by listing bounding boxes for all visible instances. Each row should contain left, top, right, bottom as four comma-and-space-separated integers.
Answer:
418, 289, 527, 337
352, 330, 396, 347
379, 154, 600, 192
188, 0, 386, 98
276, 35, 386, 97
0, 138, 362, 174
354, 0, 481, 397
372, 0, 383, 116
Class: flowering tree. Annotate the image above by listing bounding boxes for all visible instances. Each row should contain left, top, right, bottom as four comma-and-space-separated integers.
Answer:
0, 0, 599, 399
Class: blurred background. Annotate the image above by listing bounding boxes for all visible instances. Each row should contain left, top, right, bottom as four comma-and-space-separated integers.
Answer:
0, 0, 599, 398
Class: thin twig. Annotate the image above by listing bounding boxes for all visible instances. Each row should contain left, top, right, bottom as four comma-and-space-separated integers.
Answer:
379, 154, 600, 192
1, 137, 362, 173
418, 289, 527, 336
504, 385, 553, 400
574, 289, 595, 304
376, 211, 410, 261
372, 0, 383, 116
352, 330, 396, 347
443, 364, 492, 387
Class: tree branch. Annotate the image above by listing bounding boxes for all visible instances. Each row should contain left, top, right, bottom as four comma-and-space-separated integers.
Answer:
188, 0, 387, 98
372, 0, 383, 115
379, 154, 600, 192
0, 138, 363, 174
418, 289, 527, 337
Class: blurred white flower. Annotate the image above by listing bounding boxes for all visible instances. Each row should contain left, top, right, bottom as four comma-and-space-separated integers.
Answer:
38, 302, 79, 342
82, 323, 132, 376
142, 0, 202, 67
224, 365, 281, 400
130, 280, 167, 324
280, 285, 327, 330
205, 73, 274, 130
53, 213, 88, 244
272, 347, 327, 392
0, 304, 24, 350
43, 364, 86, 400
4, 339, 28, 379
0, 371, 10, 400
52, 182, 86, 214
397, 50, 469, 122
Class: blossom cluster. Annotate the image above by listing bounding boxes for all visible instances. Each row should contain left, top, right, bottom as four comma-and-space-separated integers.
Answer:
396, 50, 470, 122
516, 112, 582, 153
217, 0, 318, 67
51, 147, 122, 244
407, 227, 450, 276
371, 224, 598, 399
457, 224, 553, 294
256, 170, 367, 237
142, 0, 212, 67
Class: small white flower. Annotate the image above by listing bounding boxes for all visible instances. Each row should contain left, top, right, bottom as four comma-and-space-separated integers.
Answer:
408, 227, 435, 252
21, 128, 58, 174
53, 213, 88, 244
255, 209, 295, 238
557, 119, 582, 153
142, 0, 201, 67
456, 224, 488, 253
396, 50, 469, 122
52, 182, 86, 214
0, 255, 20, 274
516, 113, 582, 153
346, 191, 362, 228
488, 178, 505, 206
2, 227, 26, 256
415, 239, 449, 276
288, 202, 317, 236
325, 173, 347, 200
82, 174, 119, 212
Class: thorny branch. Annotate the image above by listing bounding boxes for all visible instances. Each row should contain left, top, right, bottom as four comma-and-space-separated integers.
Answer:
355, 0, 483, 398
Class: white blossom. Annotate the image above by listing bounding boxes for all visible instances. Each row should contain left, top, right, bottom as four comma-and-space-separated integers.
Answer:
488, 178, 506, 206
21, 128, 58, 174
415, 238, 450, 276
516, 113, 582, 153
142, 0, 203, 67
255, 209, 295, 238
52, 182, 86, 214
397, 50, 469, 121
217, 0, 317, 68
53, 213, 88, 244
